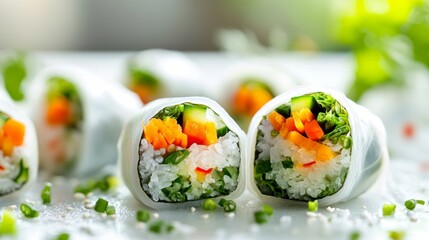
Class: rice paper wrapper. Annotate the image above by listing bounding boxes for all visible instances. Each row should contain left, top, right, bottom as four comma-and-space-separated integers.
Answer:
125, 49, 204, 97
29, 66, 142, 176
119, 97, 246, 209
0, 88, 38, 197
247, 86, 389, 206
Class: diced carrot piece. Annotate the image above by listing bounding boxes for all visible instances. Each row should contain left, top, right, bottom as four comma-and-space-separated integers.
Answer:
285, 117, 297, 132
180, 134, 188, 148
304, 120, 324, 141
183, 120, 206, 147
279, 122, 290, 139
249, 88, 273, 115
164, 117, 177, 128
143, 120, 158, 143
0, 165, 4, 171
233, 87, 250, 114
0, 129, 4, 147
3, 119, 26, 146
287, 131, 335, 162
204, 122, 218, 146
287, 131, 318, 150
46, 97, 73, 125
316, 145, 335, 162
268, 111, 286, 131
2, 137, 14, 156
298, 108, 314, 124
131, 84, 154, 104
152, 135, 168, 150
156, 121, 174, 145
292, 112, 305, 133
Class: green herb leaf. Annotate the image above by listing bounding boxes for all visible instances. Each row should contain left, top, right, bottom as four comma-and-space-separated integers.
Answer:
281, 157, 294, 169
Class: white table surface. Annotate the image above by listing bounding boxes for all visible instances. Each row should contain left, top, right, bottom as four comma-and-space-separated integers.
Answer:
1, 52, 427, 240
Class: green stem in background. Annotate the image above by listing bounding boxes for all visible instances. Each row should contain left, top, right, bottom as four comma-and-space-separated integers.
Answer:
338, 0, 429, 101
1, 51, 27, 101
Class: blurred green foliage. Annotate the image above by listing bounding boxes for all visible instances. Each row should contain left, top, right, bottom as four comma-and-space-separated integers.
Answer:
0, 51, 27, 101
338, 0, 429, 101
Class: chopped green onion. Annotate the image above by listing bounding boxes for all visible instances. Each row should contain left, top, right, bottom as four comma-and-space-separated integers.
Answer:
74, 174, 119, 195
20, 203, 39, 218
136, 209, 150, 222
219, 198, 227, 207
308, 200, 318, 212
106, 206, 116, 215
55, 233, 70, 240
219, 199, 236, 213
0, 211, 16, 235
94, 198, 108, 213
271, 130, 279, 137
389, 230, 405, 240
149, 220, 174, 234
404, 199, 416, 210
262, 204, 274, 216
254, 211, 269, 224
202, 199, 217, 211
163, 150, 190, 165
350, 231, 360, 240
383, 203, 396, 217
416, 200, 425, 205
41, 183, 51, 204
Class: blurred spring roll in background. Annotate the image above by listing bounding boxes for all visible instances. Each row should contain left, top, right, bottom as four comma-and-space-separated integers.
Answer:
0, 89, 37, 197
125, 49, 203, 103
247, 86, 388, 206
29, 66, 141, 176
218, 60, 296, 129
119, 97, 246, 209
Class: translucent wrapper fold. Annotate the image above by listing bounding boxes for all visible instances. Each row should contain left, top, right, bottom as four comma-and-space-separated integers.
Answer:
119, 97, 246, 209
125, 49, 203, 97
29, 66, 142, 176
247, 86, 389, 206
0, 89, 38, 197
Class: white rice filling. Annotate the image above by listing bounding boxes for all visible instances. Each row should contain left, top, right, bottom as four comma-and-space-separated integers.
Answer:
138, 131, 240, 202
256, 119, 351, 200
38, 119, 82, 173
0, 147, 25, 195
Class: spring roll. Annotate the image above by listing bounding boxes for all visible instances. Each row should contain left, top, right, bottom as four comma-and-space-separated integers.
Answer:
218, 60, 296, 130
29, 66, 141, 176
0, 90, 37, 197
248, 86, 388, 206
119, 97, 246, 209
125, 49, 203, 103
